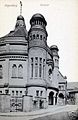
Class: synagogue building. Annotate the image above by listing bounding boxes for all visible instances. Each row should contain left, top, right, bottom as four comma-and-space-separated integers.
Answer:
0, 12, 72, 112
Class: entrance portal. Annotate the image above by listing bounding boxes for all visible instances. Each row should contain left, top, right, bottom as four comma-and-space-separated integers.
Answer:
49, 91, 54, 105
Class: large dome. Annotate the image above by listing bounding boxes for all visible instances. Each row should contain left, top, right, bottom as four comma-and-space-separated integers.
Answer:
30, 13, 47, 26
32, 13, 45, 19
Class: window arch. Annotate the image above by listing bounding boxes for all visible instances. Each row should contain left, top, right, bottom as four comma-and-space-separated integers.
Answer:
0, 65, 3, 79
18, 64, 23, 78
31, 58, 33, 78
59, 93, 64, 99
36, 34, 39, 39
40, 35, 42, 40
43, 59, 45, 78
33, 34, 35, 39
35, 57, 38, 77
43, 36, 46, 40
39, 58, 42, 77
12, 64, 17, 78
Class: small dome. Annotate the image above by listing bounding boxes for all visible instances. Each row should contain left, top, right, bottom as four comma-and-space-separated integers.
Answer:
50, 45, 59, 51
17, 15, 24, 21
15, 15, 26, 28
32, 13, 45, 19
30, 13, 47, 26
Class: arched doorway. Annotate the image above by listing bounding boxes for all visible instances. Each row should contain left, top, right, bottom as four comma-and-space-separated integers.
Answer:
49, 91, 54, 105
58, 93, 65, 105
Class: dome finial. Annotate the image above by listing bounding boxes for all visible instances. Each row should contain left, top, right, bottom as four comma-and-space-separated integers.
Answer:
20, 1, 22, 15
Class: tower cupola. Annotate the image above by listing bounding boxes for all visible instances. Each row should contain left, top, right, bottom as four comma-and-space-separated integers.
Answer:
50, 45, 59, 69
30, 13, 47, 28
28, 13, 48, 49
15, 15, 26, 28
15, 1, 26, 29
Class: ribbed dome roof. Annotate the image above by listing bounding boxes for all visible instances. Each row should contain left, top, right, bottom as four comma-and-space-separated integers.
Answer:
32, 13, 45, 19
30, 13, 47, 26
50, 45, 59, 51
17, 15, 24, 21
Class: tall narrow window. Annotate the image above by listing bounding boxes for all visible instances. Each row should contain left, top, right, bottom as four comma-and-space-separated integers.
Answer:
40, 35, 42, 40
18, 64, 23, 78
39, 58, 42, 77
36, 90, 39, 96
43, 59, 45, 78
20, 91, 22, 96
0, 91, 2, 94
12, 64, 17, 78
35, 57, 38, 77
0, 65, 3, 79
40, 91, 43, 96
31, 58, 33, 77
16, 91, 18, 96
36, 34, 39, 39
12, 91, 14, 96
33, 34, 35, 39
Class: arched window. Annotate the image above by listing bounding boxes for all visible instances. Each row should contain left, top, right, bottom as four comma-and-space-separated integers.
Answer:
43, 36, 46, 40
40, 35, 42, 40
31, 58, 33, 78
35, 57, 38, 77
39, 58, 42, 77
36, 34, 39, 39
0, 65, 3, 79
33, 34, 35, 39
43, 59, 45, 78
18, 64, 23, 78
12, 64, 17, 78
59, 93, 64, 99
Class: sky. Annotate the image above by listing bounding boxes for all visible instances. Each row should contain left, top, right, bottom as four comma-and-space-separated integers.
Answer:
0, 0, 78, 82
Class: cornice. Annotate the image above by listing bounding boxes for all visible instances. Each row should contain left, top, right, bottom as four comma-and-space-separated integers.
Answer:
28, 27, 48, 36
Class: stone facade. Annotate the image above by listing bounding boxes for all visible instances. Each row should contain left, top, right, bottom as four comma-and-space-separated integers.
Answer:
0, 13, 67, 112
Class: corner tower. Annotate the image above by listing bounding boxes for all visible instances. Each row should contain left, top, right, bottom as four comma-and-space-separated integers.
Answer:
27, 14, 48, 103
28, 13, 48, 49
50, 45, 59, 69
50, 45, 59, 87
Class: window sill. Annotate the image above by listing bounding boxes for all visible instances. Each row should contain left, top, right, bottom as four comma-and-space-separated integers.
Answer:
11, 77, 23, 79
11, 77, 17, 78
18, 77, 23, 79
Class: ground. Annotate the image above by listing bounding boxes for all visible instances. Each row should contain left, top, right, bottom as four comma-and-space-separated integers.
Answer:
0, 105, 78, 120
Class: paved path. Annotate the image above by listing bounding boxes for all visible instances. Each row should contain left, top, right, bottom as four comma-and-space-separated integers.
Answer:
0, 105, 78, 120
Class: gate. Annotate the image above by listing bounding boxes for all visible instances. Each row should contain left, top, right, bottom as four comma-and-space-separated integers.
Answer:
10, 97, 23, 112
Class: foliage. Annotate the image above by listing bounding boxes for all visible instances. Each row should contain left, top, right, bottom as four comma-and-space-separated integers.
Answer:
68, 109, 78, 120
